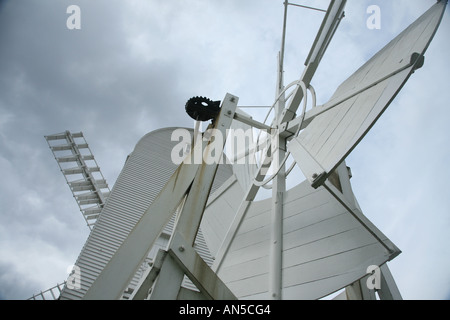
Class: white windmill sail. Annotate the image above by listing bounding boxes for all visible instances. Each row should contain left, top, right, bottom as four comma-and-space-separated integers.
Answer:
211, 161, 400, 300
45, 131, 110, 229
30, 132, 110, 300
28, 282, 66, 300
288, 1, 447, 188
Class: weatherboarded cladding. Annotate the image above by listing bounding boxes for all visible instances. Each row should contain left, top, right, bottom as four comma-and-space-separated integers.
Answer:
60, 128, 232, 300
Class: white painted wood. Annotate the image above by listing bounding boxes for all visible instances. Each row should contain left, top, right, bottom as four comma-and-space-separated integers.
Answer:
330, 2, 445, 105
175, 94, 238, 246
141, 94, 238, 299
201, 176, 244, 258
282, 245, 384, 300
331, 290, 347, 300
305, 0, 347, 66
83, 159, 200, 300
168, 232, 237, 300
378, 263, 403, 300
345, 276, 377, 300
196, 108, 254, 262
45, 131, 110, 229
287, 137, 326, 184
215, 179, 400, 300
211, 139, 277, 273
283, 0, 347, 123
59, 127, 233, 300
149, 253, 185, 300
228, 108, 258, 193
287, 1, 447, 189
130, 250, 166, 300
324, 180, 400, 254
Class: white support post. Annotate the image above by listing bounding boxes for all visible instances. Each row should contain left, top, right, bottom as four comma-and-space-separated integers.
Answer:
83, 160, 199, 299
378, 264, 403, 300
269, 133, 285, 300
345, 275, 377, 300
212, 199, 251, 273
168, 232, 237, 300
148, 93, 239, 300
130, 249, 167, 300
323, 180, 397, 255
280, 0, 347, 124
149, 253, 186, 300
175, 93, 238, 246
269, 43, 287, 300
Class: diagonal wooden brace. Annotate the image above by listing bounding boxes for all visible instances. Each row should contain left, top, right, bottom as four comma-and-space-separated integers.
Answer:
84, 94, 238, 300
168, 232, 237, 300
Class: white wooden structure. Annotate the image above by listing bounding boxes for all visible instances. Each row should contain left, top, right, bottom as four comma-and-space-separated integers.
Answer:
58, 126, 234, 300
34, 0, 447, 300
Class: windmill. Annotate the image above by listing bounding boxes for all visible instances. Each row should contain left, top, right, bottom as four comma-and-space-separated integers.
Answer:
31, 0, 447, 300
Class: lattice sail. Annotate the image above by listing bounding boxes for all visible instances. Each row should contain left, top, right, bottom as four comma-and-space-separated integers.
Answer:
28, 282, 66, 300
45, 131, 110, 229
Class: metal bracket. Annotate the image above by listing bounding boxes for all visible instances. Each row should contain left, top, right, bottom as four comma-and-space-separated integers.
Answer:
311, 171, 328, 189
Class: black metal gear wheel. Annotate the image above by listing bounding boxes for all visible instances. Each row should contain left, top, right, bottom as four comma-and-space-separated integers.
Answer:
185, 96, 221, 122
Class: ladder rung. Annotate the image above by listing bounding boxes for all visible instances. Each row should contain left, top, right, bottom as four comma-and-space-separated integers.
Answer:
70, 180, 108, 192
76, 192, 99, 201
69, 180, 90, 187
63, 167, 84, 175
51, 143, 89, 151
57, 155, 95, 163
83, 206, 102, 212
69, 179, 107, 187
63, 167, 100, 175
82, 155, 95, 161
45, 133, 68, 141
45, 132, 84, 141
71, 185, 94, 192
85, 213, 100, 221
83, 206, 102, 215
78, 198, 100, 206
76, 191, 109, 203
57, 156, 78, 162
50, 144, 73, 151
71, 132, 84, 138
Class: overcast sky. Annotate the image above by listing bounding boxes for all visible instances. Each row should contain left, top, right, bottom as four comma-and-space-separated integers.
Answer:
0, 0, 449, 300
